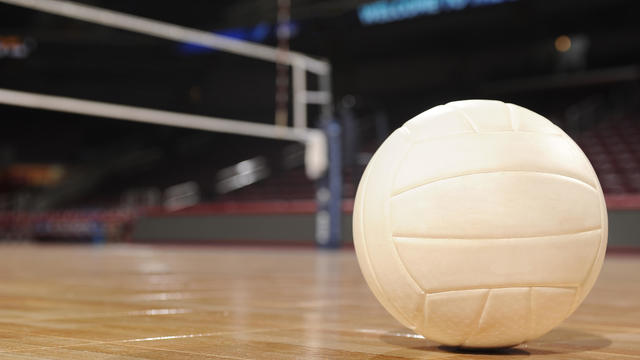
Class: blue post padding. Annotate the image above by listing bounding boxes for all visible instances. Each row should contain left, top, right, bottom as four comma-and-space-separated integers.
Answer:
91, 221, 105, 245
315, 119, 342, 248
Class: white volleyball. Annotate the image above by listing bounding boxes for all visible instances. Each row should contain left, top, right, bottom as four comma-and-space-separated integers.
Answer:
353, 100, 607, 348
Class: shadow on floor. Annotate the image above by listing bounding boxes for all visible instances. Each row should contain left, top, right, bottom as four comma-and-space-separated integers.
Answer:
370, 327, 611, 358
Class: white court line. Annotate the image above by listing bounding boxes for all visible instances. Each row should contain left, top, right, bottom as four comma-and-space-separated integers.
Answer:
354, 328, 426, 339
121, 334, 213, 342
127, 308, 193, 316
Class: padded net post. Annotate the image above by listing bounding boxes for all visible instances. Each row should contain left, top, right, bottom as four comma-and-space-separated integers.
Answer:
314, 118, 342, 248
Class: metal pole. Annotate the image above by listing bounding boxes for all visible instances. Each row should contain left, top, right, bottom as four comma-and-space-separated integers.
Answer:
292, 64, 307, 129
314, 68, 342, 248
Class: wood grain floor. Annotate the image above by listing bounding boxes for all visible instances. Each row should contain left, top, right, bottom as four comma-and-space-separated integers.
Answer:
0, 244, 637, 359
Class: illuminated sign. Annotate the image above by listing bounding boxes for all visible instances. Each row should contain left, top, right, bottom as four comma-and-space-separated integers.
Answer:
358, 0, 517, 25
179, 22, 298, 55
3, 164, 65, 187
0, 36, 36, 58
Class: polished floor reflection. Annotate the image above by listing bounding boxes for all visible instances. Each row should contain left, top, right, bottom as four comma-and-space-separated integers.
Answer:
0, 245, 637, 359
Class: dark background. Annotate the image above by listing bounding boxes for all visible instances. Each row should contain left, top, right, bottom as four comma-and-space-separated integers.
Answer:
1, 0, 639, 211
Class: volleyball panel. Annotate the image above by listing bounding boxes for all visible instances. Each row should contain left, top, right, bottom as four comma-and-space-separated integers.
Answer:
391, 171, 601, 239
448, 100, 514, 132
393, 229, 601, 293
353, 127, 422, 329
392, 132, 597, 193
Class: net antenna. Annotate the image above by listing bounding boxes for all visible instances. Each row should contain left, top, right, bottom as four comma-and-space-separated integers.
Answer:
0, 0, 332, 179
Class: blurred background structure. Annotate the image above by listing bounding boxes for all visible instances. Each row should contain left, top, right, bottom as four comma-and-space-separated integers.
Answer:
1, 0, 639, 248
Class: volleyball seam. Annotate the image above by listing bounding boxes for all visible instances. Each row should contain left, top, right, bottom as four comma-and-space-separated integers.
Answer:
392, 169, 598, 197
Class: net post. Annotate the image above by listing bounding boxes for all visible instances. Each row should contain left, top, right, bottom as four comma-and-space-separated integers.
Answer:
314, 118, 342, 248
292, 63, 307, 129
314, 69, 341, 248
318, 67, 333, 119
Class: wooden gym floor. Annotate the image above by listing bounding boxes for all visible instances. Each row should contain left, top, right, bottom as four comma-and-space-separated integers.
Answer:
0, 244, 637, 359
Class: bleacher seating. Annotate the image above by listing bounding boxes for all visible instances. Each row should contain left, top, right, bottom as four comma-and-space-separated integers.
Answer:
217, 166, 359, 202
577, 119, 640, 194
7, 119, 640, 243
218, 119, 640, 201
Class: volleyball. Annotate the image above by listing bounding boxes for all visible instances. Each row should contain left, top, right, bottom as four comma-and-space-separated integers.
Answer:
353, 100, 608, 348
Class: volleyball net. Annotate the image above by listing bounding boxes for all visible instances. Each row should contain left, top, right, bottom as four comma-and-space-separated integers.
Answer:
0, 0, 343, 247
